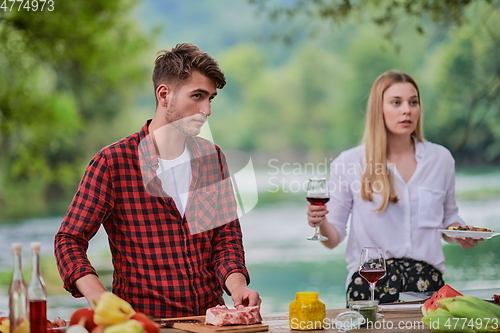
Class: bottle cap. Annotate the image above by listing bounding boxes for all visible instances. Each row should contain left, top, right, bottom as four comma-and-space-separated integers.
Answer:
11, 243, 22, 254
334, 311, 365, 330
296, 291, 319, 298
31, 242, 42, 253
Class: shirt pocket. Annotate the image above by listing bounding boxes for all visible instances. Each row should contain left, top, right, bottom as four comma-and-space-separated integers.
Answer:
185, 184, 219, 234
418, 187, 446, 228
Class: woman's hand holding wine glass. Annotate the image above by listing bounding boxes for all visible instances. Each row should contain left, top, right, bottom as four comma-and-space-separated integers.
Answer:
358, 247, 386, 301
306, 178, 330, 241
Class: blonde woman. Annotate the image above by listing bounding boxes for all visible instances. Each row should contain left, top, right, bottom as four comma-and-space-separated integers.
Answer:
307, 70, 479, 303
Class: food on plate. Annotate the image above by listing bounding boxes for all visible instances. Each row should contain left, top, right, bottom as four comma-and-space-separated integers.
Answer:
422, 296, 500, 332
421, 284, 463, 316
48, 317, 68, 328
0, 317, 67, 332
446, 225, 493, 232
93, 292, 136, 327
205, 305, 262, 326
48, 328, 69, 333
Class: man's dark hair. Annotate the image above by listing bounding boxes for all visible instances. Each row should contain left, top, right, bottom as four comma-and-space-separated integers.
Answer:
152, 43, 226, 94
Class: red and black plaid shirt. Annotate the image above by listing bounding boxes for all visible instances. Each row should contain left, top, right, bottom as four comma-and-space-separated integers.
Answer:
54, 120, 249, 318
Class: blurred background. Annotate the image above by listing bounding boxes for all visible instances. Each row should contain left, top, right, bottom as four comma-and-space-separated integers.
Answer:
0, 0, 499, 318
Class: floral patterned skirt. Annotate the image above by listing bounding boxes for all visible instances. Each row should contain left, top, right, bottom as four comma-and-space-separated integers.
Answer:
346, 258, 444, 304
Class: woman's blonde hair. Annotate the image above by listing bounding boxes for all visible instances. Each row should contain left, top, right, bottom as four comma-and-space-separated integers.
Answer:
361, 70, 424, 212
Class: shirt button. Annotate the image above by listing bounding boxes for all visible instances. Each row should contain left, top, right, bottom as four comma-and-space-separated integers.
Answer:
185, 252, 189, 256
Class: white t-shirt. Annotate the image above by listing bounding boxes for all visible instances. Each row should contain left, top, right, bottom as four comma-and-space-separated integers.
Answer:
156, 147, 192, 216
326, 141, 465, 286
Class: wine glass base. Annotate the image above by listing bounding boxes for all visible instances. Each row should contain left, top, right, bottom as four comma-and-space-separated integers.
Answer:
307, 234, 328, 241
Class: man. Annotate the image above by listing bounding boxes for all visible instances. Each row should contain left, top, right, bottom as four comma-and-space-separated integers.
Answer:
54, 43, 261, 318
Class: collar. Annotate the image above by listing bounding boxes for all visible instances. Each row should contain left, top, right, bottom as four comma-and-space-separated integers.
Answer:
414, 137, 425, 163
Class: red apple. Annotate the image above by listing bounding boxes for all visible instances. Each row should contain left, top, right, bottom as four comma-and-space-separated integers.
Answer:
69, 308, 97, 332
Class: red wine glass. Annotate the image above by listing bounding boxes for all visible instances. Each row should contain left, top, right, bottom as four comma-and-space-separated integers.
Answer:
358, 247, 386, 301
306, 177, 330, 241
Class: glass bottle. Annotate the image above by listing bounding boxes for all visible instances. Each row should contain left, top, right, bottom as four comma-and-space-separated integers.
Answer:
9, 243, 30, 333
28, 242, 47, 333
289, 291, 326, 330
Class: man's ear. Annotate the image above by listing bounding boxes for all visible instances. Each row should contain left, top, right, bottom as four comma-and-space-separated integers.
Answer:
156, 84, 170, 107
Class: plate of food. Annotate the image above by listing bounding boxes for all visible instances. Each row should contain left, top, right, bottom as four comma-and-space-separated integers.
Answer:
439, 226, 500, 240
47, 317, 68, 332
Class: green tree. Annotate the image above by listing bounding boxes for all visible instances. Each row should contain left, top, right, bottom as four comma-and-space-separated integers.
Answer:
248, 0, 500, 164
0, 0, 153, 219
248, 0, 493, 46
426, 5, 500, 163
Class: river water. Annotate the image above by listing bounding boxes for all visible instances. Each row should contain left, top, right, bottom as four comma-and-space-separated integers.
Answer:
0, 171, 499, 318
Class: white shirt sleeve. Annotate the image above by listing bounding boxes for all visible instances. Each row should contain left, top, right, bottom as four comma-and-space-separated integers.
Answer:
326, 151, 354, 242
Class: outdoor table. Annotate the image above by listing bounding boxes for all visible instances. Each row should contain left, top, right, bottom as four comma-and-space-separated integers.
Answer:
158, 288, 500, 332
159, 308, 431, 332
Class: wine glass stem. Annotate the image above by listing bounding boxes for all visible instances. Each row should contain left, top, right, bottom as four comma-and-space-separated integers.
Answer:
314, 226, 320, 235
369, 283, 375, 301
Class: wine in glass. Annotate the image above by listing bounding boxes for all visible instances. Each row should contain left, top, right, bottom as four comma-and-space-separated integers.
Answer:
306, 178, 330, 241
358, 247, 386, 301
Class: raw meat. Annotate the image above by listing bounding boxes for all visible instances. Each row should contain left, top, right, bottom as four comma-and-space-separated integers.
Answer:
205, 305, 262, 326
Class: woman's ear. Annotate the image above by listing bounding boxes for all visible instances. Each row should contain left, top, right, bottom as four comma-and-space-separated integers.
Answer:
156, 84, 170, 107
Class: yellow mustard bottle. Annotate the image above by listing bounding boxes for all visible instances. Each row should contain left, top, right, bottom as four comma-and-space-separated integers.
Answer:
289, 292, 326, 330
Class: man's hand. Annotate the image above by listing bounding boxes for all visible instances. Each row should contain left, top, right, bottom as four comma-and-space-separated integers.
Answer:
225, 273, 261, 307
230, 286, 261, 307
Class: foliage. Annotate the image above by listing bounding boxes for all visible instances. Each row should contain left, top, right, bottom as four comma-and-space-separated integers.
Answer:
230, 0, 500, 164
1, 0, 499, 220
211, 15, 454, 157
425, 7, 500, 162
247, 0, 494, 46
0, 0, 153, 219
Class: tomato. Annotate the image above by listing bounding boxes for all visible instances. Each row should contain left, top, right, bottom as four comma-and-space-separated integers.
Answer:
69, 308, 97, 332
130, 313, 160, 333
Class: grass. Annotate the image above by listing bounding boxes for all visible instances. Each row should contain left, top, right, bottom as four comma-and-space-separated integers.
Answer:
0, 254, 113, 295
0, 256, 66, 294
456, 188, 500, 201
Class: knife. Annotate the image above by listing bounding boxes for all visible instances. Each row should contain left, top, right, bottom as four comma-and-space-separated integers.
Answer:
155, 318, 201, 328
378, 303, 422, 312
378, 304, 422, 311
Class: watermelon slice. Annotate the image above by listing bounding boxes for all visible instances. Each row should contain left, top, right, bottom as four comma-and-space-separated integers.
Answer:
421, 284, 463, 315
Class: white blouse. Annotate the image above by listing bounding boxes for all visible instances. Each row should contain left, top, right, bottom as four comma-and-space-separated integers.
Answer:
326, 141, 465, 285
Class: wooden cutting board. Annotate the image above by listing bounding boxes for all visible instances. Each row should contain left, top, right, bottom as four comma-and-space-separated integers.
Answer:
158, 315, 269, 333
